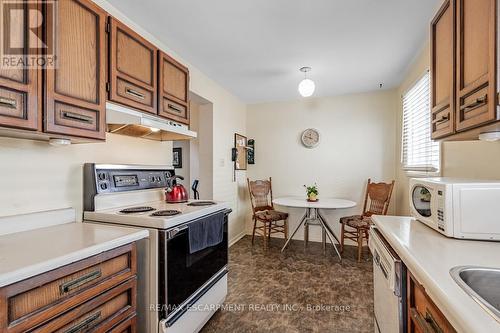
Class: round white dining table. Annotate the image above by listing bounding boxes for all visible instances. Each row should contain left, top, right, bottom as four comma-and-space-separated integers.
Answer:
273, 196, 356, 261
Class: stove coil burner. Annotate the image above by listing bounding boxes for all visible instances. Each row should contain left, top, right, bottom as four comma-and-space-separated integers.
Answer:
119, 206, 156, 214
150, 210, 182, 217
187, 201, 216, 207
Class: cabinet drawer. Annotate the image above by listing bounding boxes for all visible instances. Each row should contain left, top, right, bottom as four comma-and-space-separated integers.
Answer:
30, 278, 136, 333
0, 244, 136, 333
456, 86, 493, 131
159, 98, 188, 124
116, 79, 154, 110
431, 106, 454, 139
53, 103, 100, 131
0, 88, 26, 123
108, 315, 136, 333
408, 273, 456, 333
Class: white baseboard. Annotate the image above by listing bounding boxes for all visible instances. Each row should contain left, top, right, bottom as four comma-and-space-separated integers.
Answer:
229, 231, 246, 247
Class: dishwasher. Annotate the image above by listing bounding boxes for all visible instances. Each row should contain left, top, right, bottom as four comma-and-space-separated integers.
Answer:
368, 226, 407, 333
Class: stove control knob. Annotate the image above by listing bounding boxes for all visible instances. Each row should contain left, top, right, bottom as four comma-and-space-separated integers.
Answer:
100, 183, 108, 190
156, 176, 161, 182
98, 172, 106, 180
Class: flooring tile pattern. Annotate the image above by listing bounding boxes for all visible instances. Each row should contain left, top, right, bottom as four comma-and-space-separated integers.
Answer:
201, 236, 374, 333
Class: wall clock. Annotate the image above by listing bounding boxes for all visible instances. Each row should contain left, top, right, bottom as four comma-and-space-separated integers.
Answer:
301, 128, 320, 148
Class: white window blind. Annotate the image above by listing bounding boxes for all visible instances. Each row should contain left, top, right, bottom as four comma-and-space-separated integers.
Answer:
401, 71, 440, 172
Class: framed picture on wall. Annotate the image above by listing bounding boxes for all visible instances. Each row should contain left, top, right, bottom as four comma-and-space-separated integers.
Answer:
234, 133, 247, 170
173, 147, 182, 168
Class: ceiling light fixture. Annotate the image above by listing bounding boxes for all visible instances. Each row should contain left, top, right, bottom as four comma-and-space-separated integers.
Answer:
150, 127, 161, 133
298, 67, 315, 97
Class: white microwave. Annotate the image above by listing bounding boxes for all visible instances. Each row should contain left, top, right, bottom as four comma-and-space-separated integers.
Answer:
409, 178, 500, 240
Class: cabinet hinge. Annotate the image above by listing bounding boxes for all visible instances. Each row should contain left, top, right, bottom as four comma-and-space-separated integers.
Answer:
105, 22, 110, 33
106, 82, 110, 92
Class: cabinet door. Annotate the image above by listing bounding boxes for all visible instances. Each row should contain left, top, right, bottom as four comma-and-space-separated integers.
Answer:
44, 0, 107, 140
456, 0, 497, 131
431, 0, 455, 139
0, 0, 40, 131
158, 51, 190, 124
109, 18, 157, 114
407, 273, 456, 333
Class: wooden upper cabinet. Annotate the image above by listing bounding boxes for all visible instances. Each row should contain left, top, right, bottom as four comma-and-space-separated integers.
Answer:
0, 0, 41, 131
431, 0, 455, 139
44, 0, 107, 140
456, 0, 497, 131
158, 52, 190, 124
109, 18, 157, 114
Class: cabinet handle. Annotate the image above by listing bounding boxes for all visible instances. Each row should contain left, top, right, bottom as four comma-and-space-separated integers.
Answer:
433, 115, 449, 124
63, 311, 101, 333
126, 88, 145, 100
410, 308, 443, 333
59, 269, 102, 294
0, 97, 17, 109
168, 103, 184, 113
460, 95, 487, 113
61, 111, 94, 124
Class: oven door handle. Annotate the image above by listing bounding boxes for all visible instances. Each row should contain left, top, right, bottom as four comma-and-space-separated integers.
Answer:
167, 226, 188, 239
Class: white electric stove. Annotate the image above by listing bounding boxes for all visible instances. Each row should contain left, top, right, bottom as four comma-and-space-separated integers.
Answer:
83, 164, 231, 333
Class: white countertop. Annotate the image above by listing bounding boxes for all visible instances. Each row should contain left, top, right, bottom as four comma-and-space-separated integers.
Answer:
273, 196, 356, 209
0, 222, 148, 287
372, 215, 500, 333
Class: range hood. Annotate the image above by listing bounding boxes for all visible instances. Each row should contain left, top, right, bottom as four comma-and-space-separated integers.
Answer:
106, 102, 197, 141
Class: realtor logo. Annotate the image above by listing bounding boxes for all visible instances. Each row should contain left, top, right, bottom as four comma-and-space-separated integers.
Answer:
0, 0, 56, 69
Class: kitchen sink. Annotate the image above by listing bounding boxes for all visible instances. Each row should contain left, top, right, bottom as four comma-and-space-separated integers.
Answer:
450, 266, 500, 322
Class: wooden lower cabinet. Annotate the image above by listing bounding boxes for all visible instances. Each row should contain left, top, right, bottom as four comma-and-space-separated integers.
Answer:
407, 273, 456, 333
108, 315, 136, 333
0, 243, 137, 333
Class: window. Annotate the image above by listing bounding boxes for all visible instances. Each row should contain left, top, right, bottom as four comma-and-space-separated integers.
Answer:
401, 71, 440, 173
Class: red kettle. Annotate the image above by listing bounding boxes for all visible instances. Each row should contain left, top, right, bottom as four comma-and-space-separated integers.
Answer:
165, 175, 189, 203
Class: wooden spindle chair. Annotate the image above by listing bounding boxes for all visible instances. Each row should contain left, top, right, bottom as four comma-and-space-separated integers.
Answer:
247, 178, 288, 249
340, 179, 395, 262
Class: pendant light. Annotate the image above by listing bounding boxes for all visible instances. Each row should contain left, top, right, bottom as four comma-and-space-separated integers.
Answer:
298, 67, 315, 97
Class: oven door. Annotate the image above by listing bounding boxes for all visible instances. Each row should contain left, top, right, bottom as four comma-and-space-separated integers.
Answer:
159, 209, 230, 323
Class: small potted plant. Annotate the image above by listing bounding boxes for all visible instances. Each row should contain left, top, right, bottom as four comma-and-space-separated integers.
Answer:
304, 183, 319, 202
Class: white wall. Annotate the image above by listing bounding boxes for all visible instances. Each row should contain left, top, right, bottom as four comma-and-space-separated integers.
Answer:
189, 101, 200, 197
0, 134, 172, 218
0, 0, 248, 246
173, 140, 190, 188
96, 0, 248, 244
247, 91, 398, 242
396, 42, 500, 215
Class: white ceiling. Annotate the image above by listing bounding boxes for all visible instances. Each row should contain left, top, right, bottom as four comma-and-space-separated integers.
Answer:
108, 0, 442, 103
